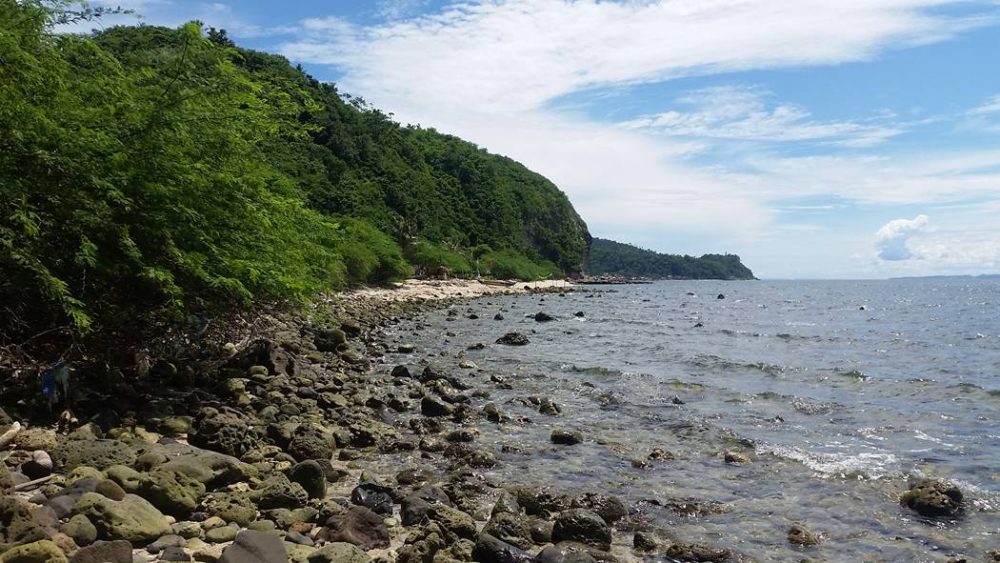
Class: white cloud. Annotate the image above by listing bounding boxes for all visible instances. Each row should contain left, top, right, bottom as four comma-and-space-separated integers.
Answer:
620, 85, 901, 147
875, 214, 930, 260
970, 94, 1000, 115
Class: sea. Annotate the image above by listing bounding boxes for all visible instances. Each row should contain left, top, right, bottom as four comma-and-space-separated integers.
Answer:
380, 278, 1000, 561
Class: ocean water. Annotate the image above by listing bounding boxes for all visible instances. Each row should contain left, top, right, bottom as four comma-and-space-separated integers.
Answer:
382, 279, 1000, 561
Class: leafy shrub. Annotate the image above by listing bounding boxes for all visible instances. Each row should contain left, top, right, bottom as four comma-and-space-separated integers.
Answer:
405, 240, 474, 277
481, 250, 558, 280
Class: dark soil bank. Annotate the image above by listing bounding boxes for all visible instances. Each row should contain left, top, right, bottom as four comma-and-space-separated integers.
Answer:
0, 289, 988, 563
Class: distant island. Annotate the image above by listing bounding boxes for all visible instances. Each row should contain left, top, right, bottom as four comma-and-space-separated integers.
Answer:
586, 238, 755, 280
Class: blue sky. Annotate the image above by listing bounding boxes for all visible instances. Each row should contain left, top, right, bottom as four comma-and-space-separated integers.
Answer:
89, 0, 1000, 278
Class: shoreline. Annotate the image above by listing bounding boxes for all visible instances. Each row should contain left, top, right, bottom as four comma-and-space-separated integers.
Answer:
344, 278, 577, 303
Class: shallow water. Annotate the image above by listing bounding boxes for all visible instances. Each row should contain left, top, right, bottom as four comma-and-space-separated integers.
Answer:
383, 279, 1000, 561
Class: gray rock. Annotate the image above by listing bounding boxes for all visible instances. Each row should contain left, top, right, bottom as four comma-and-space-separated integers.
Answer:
535, 544, 597, 563
219, 530, 288, 563
307, 542, 371, 563
252, 473, 308, 510
68, 540, 133, 563
551, 509, 611, 549
51, 439, 136, 471
70, 492, 171, 543
663, 542, 732, 562
496, 333, 529, 346
322, 506, 389, 550
471, 533, 533, 563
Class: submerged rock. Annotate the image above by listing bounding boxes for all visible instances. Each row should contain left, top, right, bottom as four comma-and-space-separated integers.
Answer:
551, 429, 583, 445
663, 542, 732, 562
900, 479, 963, 517
787, 523, 821, 546
496, 333, 530, 346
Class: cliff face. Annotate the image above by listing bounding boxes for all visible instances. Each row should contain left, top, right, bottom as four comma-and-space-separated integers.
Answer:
586, 238, 755, 280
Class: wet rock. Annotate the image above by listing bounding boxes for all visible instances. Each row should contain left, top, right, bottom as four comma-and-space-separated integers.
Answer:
535, 544, 597, 563
496, 333, 529, 346
71, 492, 171, 542
288, 461, 326, 500
491, 491, 520, 516
663, 542, 731, 562
481, 513, 532, 550
723, 451, 751, 464
219, 530, 288, 563
574, 311, 585, 318
494, 313, 504, 321
633, 531, 659, 551
551, 509, 611, 549
314, 328, 347, 353
528, 518, 553, 544
421, 396, 454, 417
570, 493, 626, 525
534, 312, 555, 322
648, 448, 674, 461
471, 533, 533, 563
60, 514, 97, 546
400, 486, 451, 526
513, 487, 569, 517
341, 321, 362, 337
350, 482, 395, 515
550, 429, 583, 445
322, 507, 389, 550
427, 504, 477, 540
0, 539, 68, 563
900, 479, 963, 517
787, 523, 821, 547
306, 542, 371, 563
538, 398, 561, 416
51, 439, 136, 471
68, 540, 132, 563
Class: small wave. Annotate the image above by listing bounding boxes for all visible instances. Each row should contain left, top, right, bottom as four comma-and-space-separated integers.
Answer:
760, 444, 899, 480
793, 400, 839, 415
688, 354, 788, 376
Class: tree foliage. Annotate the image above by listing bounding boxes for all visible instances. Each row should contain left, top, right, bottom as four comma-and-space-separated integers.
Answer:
0, 4, 590, 352
586, 238, 755, 280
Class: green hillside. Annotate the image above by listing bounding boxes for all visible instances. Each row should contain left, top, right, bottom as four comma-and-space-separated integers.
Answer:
0, 3, 589, 349
586, 238, 755, 280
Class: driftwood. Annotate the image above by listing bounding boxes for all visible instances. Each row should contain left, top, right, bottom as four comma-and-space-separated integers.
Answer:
0, 421, 21, 449
13, 474, 53, 491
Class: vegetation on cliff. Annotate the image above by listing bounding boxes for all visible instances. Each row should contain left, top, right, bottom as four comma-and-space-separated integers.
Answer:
586, 238, 755, 280
0, 2, 590, 353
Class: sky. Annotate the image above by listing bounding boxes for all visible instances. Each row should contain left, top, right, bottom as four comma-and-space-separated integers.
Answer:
83, 0, 1000, 279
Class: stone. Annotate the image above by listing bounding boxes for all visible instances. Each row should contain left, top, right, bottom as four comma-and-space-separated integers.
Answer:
148, 535, 186, 554
534, 544, 597, 563
71, 493, 171, 543
723, 451, 750, 464
420, 396, 454, 417
68, 540, 132, 563
900, 479, 963, 517
495, 333, 529, 346
104, 465, 142, 493
322, 507, 389, 550
14, 429, 57, 452
287, 426, 334, 464
314, 329, 347, 353
538, 398, 561, 416
471, 534, 533, 563
787, 523, 821, 547
285, 531, 313, 547
482, 513, 532, 550
95, 479, 126, 501
533, 312, 555, 322
663, 542, 731, 562
189, 407, 263, 459
0, 466, 14, 495
20, 451, 53, 480
550, 430, 583, 445
570, 493, 626, 525
205, 525, 239, 543
0, 496, 53, 550
252, 474, 308, 510
350, 482, 395, 515
219, 530, 288, 563
551, 509, 611, 549
0, 539, 68, 563
161, 546, 192, 561
138, 470, 206, 517
306, 542, 372, 563
633, 531, 658, 551
60, 514, 98, 546
427, 504, 477, 540
51, 440, 136, 471
288, 461, 327, 500
202, 493, 257, 527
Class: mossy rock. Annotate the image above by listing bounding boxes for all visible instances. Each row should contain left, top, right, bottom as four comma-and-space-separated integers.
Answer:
70, 493, 170, 543
51, 440, 136, 471
0, 539, 68, 563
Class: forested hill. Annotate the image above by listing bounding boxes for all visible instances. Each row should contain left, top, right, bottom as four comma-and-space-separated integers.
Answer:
587, 238, 755, 280
0, 3, 590, 349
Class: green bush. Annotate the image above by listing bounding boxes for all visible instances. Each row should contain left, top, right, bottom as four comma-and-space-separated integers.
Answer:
405, 240, 474, 277
333, 218, 411, 286
481, 250, 558, 281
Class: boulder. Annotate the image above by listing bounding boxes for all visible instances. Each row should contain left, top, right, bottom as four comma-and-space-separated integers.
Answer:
71, 492, 171, 543
219, 530, 288, 563
900, 479, 963, 517
0, 539, 68, 563
550, 430, 583, 446
427, 504, 477, 540
287, 426, 334, 463
322, 507, 389, 550
138, 470, 206, 517
188, 407, 263, 459
202, 493, 257, 527
314, 329, 347, 353
350, 482, 394, 515
288, 461, 326, 500
420, 397, 454, 417
481, 513, 532, 550
51, 440, 136, 471
0, 496, 54, 550
306, 542, 371, 563
551, 509, 611, 549
570, 493, 626, 525
60, 514, 97, 546
68, 540, 132, 563
251, 474, 308, 510
471, 534, 532, 563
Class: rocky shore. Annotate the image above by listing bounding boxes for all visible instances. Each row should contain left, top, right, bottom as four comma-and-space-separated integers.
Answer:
0, 280, 986, 563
